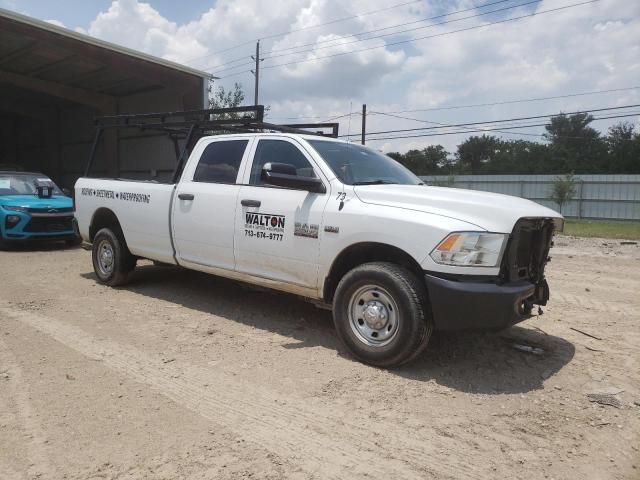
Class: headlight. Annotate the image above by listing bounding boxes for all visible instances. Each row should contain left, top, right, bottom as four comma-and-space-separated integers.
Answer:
1, 205, 28, 212
430, 232, 508, 267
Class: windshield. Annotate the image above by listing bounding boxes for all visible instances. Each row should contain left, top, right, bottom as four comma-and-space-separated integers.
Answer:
0, 173, 63, 196
307, 140, 422, 186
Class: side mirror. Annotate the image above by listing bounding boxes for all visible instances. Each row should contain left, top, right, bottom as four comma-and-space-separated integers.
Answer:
261, 162, 326, 193
62, 188, 72, 197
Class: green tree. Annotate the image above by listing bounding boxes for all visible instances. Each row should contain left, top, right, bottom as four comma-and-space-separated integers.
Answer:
482, 140, 552, 174
606, 122, 640, 173
387, 145, 449, 175
422, 145, 449, 173
209, 82, 245, 117
398, 149, 424, 174
548, 173, 576, 214
456, 135, 500, 174
544, 113, 607, 173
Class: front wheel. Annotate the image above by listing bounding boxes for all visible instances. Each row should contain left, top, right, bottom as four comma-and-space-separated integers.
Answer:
91, 228, 136, 286
332, 262, 432, 368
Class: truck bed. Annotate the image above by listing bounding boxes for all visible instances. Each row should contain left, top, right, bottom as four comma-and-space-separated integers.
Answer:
75, 178, 176, 264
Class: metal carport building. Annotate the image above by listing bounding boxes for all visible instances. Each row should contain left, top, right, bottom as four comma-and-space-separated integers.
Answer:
0, 8, 212, 187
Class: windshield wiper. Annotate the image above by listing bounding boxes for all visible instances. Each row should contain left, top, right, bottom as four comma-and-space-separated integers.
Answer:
352, 180, 399, 185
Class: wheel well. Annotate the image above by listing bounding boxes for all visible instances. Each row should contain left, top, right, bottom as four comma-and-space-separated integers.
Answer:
89, 208, 124, 243
323, 242, 424, 303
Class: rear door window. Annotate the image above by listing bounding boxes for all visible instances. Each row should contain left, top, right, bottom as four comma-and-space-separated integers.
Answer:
193, 140, 249, 184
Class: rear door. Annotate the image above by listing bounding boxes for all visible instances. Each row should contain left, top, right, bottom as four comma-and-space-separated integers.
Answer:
234, 137, 330, 289
172, 137, 252, 271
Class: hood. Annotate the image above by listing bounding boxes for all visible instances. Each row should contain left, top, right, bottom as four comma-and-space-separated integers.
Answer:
354, 185, 562, 232
0, 195, 72, 210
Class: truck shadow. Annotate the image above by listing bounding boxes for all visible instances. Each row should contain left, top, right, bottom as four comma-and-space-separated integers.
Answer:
0, 240, 81, 252
83, 264, 575, 395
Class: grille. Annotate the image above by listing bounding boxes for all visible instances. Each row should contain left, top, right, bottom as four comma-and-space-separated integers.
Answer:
27, 207, 74, 214
24, 216, 74, 233
502, 218, 555, 284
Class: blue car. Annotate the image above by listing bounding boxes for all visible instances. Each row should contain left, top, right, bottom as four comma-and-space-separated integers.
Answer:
0, 171, 79, 247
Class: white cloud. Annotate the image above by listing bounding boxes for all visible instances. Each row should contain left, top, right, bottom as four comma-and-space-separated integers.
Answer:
44, 0, 640, 152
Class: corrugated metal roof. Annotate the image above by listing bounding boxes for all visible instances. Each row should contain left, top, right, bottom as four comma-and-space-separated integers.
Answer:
0, 7, 215, 80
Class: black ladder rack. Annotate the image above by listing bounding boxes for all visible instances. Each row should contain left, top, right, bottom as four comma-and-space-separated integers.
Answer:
84, 105, 339, 180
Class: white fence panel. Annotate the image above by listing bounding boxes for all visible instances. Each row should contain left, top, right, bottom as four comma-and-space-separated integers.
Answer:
420, 174, 640, 221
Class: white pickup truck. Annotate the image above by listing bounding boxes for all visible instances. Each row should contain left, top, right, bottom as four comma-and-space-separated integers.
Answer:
75, 131, 563, 367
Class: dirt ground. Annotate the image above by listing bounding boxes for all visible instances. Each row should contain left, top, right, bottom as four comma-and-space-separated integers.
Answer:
0, 235, 638, 480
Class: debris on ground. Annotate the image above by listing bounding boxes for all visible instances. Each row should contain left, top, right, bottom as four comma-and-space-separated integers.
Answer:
587, 393, 623, 409
512, 344, 544, 355
570, 327, 603, 341
620, 241, 638, 246
65, 373, 76, 381
584, 345, 605, 352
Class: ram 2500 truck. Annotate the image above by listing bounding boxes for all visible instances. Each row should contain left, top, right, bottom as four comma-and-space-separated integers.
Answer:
75, 131, 563, 367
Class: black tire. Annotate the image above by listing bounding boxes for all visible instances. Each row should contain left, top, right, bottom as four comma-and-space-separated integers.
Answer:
91, 228, 136, 286
332, 262, 432, 368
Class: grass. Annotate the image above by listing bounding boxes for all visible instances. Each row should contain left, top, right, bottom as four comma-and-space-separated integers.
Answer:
561, 219, 640, 240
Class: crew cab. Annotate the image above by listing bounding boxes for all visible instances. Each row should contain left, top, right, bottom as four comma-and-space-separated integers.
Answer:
0, 171, 78, 247
75, 115, 562, 367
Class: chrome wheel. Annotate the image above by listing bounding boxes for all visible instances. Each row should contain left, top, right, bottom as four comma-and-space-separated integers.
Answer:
96, 239, 115, 276
348, 285, 399, 347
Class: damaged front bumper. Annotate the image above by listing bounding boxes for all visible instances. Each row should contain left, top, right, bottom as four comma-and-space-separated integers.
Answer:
424, 273, 547, 331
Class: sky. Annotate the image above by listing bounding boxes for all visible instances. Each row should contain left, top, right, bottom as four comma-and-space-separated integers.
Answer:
2, 0, 639, 154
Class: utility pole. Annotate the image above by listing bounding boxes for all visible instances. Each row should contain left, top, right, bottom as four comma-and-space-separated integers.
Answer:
251, 41, 263, 106
361, 104, 367, 145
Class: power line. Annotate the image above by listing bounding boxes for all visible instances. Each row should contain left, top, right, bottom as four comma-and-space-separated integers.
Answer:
369, 110, 557, 139
369, 86, 640, 116
354, 103, 640, 137
368, 101, 640, 138
206, 0, 516, 72
217, 0, 599, 79
260, 0, 539, 65
212, 0, 537, 76
262, 86, 640, 123
267, 112, 361, 121
186, 0, 424, 64
365, 112, 640, 141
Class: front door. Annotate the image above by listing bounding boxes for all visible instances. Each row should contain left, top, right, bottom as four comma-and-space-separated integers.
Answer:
234, 137, 330, 289
172, 138, 252, 271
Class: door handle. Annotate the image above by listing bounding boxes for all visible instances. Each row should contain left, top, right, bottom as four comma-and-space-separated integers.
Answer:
178, 193, 195, 201
241, 199, 261, 207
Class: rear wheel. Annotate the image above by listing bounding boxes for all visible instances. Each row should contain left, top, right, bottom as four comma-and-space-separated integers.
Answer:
332, 262, 432, 368
92, 228, 136, 286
